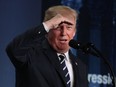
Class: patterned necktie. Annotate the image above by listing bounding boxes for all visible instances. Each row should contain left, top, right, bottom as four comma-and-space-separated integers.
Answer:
59, 54, 71, 87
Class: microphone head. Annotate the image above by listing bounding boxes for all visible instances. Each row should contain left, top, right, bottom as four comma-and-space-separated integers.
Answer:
69, 39, 81, 49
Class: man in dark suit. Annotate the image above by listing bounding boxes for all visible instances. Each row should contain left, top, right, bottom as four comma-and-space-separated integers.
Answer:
6, 5, 88, 87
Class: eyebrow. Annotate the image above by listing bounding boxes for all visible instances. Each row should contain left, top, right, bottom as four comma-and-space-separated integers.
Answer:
59, 21, 73, 26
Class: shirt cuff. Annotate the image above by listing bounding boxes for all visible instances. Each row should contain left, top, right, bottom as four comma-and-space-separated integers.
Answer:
42, 22, 49, 32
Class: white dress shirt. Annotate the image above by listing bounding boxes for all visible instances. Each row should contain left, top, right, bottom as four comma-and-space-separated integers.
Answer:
57, 52, 74, 87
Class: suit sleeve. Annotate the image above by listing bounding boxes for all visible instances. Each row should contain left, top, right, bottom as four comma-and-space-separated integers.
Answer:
6, 24, 47, 68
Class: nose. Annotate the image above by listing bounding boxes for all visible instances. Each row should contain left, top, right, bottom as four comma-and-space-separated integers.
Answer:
60, 26, 67, 36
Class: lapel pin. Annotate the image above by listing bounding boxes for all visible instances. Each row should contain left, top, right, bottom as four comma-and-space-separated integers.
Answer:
38, 31, 41, 34
75, 62, 78, 65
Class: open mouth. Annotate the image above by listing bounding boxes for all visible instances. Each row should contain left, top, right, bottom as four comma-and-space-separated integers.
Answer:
59, 39, 68, 43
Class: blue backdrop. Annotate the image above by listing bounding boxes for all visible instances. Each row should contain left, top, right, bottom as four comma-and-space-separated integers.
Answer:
0, 0, 41, 87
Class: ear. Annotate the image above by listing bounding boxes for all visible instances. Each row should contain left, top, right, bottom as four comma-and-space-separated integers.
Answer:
73, 33, 75, 37
73, 31, 76, 37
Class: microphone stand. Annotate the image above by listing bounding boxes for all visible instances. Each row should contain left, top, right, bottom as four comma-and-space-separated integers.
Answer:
86, 43, 116, 87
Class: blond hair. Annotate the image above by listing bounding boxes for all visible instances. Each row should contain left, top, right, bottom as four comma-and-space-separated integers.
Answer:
43, 5, 78, 22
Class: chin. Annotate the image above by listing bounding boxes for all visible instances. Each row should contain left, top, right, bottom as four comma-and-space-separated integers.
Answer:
58, 47, 69, 53
57, 50, 68, 53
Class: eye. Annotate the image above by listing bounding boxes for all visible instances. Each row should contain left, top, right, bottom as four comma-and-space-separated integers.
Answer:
66, 25, 73, 30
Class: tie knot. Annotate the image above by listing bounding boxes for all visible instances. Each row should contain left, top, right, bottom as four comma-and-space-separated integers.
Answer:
59, 54, 65, 61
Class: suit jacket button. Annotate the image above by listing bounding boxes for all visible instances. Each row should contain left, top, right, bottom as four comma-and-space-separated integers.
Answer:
38, 31, 41, 34
75, 62, 78, 65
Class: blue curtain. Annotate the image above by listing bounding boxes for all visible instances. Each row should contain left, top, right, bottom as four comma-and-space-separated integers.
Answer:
0, 0, 41, 87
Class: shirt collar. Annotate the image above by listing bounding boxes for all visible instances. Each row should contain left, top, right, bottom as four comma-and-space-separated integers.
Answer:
57, 51, 70, 61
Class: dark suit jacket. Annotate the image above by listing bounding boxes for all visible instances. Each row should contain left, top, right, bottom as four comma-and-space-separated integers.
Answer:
6, 24, 88, 87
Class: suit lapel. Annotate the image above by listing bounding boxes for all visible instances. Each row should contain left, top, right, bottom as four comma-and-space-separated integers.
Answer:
42, 39, 68, 87
69, 51, 80, 87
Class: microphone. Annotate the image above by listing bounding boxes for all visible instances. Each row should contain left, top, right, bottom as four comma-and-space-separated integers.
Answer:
69, 39, 99, 57
69, 39, 81, 49
69, 39, 116, 87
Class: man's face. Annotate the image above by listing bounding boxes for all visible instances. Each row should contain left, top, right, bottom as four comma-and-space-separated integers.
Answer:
47, 19, 76, 53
